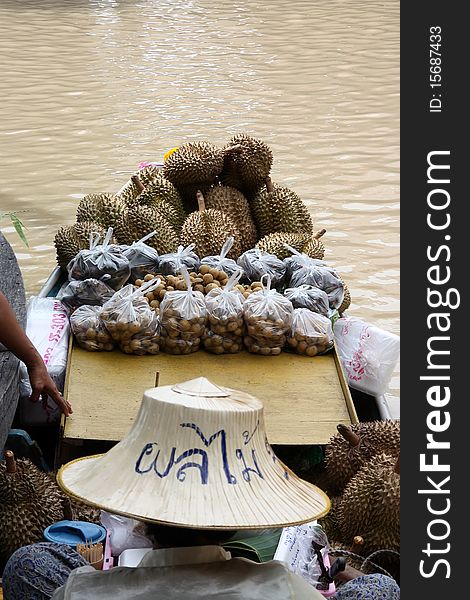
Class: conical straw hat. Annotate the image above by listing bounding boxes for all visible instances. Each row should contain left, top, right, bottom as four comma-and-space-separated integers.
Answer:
58, 378, 330, 529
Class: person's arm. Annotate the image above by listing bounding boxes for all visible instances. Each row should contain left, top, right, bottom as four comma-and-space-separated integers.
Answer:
0, 291, 72, 416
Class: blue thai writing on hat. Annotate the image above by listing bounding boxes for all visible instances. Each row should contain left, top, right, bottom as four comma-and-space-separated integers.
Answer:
134, 422, 265, 484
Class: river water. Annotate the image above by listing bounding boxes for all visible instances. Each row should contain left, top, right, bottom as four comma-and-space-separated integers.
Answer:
0, 0, 399, 413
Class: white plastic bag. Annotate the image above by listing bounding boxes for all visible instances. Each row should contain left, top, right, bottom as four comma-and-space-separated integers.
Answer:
243, 275, 293, 355
68, 228, 131, 290
200, 237, 242, 278
19, 297, 70, 425
70, 305, 115, 352
158, 243, 200, 276
100, 511, 152, 557
287, 309, 334, 357
122, 231, 160, 283
59, 277, 115, 309
204, 270, 245, 354
237, 248, 286, 288
284, 285, 330, 316
334, 317, 400, 396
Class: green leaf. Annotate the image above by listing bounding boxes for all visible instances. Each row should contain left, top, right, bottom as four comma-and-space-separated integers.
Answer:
10, 213, 29, 247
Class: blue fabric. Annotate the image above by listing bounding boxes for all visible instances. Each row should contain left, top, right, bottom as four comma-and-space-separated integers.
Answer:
3, 542, 88, 600
334, 574, 400, 599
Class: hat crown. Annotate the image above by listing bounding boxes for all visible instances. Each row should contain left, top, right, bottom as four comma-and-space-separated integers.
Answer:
172, 377, 230, 398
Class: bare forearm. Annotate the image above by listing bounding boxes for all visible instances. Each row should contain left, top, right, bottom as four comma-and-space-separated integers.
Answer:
0, 291, 42, 367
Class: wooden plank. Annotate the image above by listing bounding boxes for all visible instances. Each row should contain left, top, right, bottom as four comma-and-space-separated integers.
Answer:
63, 346, 355, 446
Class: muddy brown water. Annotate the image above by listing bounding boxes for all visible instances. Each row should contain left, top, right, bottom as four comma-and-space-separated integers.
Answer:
0, 0, 399, 413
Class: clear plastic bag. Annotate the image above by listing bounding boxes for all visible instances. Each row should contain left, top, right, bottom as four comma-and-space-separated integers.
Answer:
204, 270, 245, 354
237, 248, 286, 288
243, 275, 293, 355
59, 277, 115, 310
200, 237, 243, 278
284, 285, 330, 317
160, 266, 208, 355
100, 279, 161, 342
287, 308, 333, 357
287, 250, 344, 310
283, 245, 326, 279
67, 228, 131, 291
122, 231, 160, 283
119, 312, 161, 355
158, 243, 200, 276
70, 305, 115, 352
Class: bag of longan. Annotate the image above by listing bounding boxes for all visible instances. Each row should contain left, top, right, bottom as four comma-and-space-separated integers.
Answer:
68, 227, 131, 291
287, 308, 334, 357
122, 231, 160, 283
243, 275, 294, 356
237, 248, 286, 288
70, 305, 115, 352
204, 269, 245, 354
100, 278, 162, 343
158, 243, 200, 276
119, 311, 161, 355
159, 266, 207, 355
200, 237, 242, 278
284, 284, 330, 317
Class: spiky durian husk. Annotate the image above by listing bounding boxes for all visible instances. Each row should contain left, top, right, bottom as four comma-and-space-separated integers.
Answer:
174, 183, 213, 214
163, 142, 225, 187
0, 459, 64, 564
256, 232, 312, 260
325, 421, 400, 494
303, 237, 326, 260
336, 453, 400, 555
221, 134, 273, 196
76, 193, 127, 230
135, 174, 186, 229
180, 208, 242, 259
339, 282, 351, 313
54, 221, 109, 269
205, 186, 257, 252
113, 204, 178, 253
115, 165, 162, 204
251, 182, 313, 238
135, 196, 184, 234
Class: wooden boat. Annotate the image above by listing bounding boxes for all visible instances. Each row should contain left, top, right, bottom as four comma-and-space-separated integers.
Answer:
36, 267, 393, 466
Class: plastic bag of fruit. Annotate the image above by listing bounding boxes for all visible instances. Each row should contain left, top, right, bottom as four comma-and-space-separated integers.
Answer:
59, 277, 115, 310
67, 227, 131, 290
204, 269, 245, 354
159, 266, 207, 355
200, 237, 242, 278
243, 275, 293, 355
283, 284, 330, 317
287, 308, 334, 357
122, 231, 160, 283
158, 243, 200, 276
70, 305, 115, 352
237, 248, 286, 288
100, 278, 161, 342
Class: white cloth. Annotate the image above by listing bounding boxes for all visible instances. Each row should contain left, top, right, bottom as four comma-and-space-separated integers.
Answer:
52, 545, 324, 600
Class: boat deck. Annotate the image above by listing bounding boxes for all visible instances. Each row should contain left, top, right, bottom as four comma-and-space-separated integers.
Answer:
60, 344, 358, 457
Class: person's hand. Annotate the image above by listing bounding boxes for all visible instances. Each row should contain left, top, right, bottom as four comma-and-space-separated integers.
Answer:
27, 361, 73, 416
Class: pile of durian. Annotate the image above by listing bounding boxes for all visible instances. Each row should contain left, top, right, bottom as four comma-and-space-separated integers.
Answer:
319, 421, 400, 577
54, 135, 355, 356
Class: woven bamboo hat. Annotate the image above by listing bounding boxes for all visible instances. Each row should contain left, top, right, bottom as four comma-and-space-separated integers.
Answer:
58, 378, 330, 529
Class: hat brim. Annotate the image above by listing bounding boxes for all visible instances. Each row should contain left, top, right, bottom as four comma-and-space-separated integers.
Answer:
58, 453, 330, 530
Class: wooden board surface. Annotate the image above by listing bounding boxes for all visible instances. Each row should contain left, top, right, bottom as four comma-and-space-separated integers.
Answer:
63, 346, 357, 446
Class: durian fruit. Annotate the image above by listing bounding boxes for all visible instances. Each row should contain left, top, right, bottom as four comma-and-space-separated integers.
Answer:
116, 166, 161, 204
250, 178, 313, 238
335, 452, 400, 555
204, 185, 257, 252
0, 452, 64, 565
76, 193, 127, 230
325, 421, 400, 494
221, 134, 273, 196
180, 191, 242, 259
54, 221, 108, 269
303, 229, 326, 260
134, 173, 186, 229
339, 282, 351, 313
113, 204, 179, 253
256, 232, 312, 260
163, 142, 225, 187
